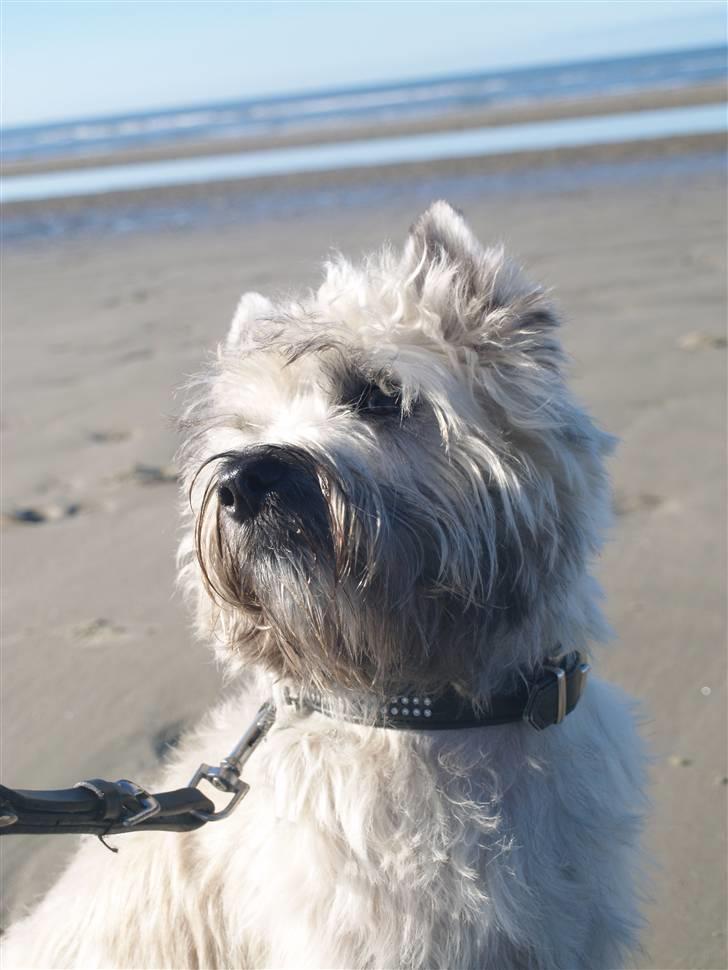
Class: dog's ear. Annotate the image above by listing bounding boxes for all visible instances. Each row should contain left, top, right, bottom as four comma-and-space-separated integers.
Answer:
403, 202, 559, 358
225, 292, 274, 349
401, 202, 492, 346
403, 200, 484, 285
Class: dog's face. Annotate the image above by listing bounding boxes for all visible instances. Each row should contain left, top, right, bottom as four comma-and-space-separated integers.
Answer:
179, 202, 612, 694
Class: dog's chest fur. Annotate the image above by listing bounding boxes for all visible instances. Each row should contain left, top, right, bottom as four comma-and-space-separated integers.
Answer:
2, 678, 643, 970
136, 678, 641, 970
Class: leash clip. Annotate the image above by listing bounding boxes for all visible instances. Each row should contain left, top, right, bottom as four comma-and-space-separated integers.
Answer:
188, 701, 276, 822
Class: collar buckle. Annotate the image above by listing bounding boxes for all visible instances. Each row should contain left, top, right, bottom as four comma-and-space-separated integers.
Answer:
523, 653, 590, 730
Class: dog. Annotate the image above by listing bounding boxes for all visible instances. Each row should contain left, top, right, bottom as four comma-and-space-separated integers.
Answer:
3, 202, 646, 969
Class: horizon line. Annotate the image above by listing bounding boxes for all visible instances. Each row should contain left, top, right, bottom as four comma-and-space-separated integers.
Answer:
2, 40, 725, 134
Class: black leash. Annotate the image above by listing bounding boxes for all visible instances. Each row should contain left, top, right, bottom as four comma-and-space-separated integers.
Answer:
0, 781, 215, 837
0, 654, 589, 839
0, 701, 277, 838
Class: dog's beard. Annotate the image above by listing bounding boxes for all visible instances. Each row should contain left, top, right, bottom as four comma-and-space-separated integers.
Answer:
193, 446, 376, 690
195, 446, 336, 605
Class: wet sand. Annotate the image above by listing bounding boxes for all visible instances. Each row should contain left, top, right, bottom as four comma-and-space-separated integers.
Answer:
1, 141, 726, 969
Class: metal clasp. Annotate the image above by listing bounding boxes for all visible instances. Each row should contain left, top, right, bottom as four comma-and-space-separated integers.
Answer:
188, 701, 276, 822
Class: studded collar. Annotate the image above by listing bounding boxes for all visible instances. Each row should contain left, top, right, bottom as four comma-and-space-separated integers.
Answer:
282, 651, 589, 731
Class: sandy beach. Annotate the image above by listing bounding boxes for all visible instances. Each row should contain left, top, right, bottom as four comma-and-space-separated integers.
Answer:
1, 131, 726, 970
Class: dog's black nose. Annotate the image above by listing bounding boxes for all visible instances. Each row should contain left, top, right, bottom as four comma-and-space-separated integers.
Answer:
217, 454, 288, 522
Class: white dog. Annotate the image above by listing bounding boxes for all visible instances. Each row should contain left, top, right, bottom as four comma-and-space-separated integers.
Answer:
3, 202, 646, 970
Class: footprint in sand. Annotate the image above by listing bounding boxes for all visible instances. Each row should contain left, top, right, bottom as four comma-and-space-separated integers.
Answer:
668, 755, 693, 767
128, 463, 179, 485
677, 331, 727, 351
102, 288, 150, 309
117, 346, 154, 364
153, 722, 187, 760
88, 429, 133, 444
4, 502, 83, 525
70, 617, 127, 646
613, 492, 666, 517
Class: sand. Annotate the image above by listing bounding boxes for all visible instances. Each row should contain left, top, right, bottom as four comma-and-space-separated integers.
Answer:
1, 141, 726, 969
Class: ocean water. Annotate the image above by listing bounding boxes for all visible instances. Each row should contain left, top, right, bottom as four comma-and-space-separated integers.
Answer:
2, 103, 726, 205
2, 45, 726, 165
2, 149, 724, 245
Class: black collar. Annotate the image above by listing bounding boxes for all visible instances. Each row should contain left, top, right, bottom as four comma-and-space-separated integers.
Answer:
283, 651, 590, 732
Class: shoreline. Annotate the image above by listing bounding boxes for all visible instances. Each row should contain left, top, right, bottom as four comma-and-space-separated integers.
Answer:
2, 80, 725, 178
2, 130, 724, 226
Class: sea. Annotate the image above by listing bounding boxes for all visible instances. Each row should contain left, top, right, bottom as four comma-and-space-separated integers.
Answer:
1, 44, 726, 240
4, 45, 727, 166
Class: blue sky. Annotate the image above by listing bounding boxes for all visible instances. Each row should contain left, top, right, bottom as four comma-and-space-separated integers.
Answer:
1, 1, 726, 127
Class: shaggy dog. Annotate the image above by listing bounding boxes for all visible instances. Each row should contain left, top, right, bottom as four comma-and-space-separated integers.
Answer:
3, 202, 646, 969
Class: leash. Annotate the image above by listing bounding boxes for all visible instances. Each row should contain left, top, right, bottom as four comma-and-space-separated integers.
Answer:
0, 653, 589, 840
0, 702, 276, 839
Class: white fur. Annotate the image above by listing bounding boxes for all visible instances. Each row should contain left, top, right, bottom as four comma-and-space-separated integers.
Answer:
2, 203, 646, 969
2, 677, 645, 970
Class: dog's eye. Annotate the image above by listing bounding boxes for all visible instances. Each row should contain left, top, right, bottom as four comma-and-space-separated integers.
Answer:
354, 383, 402, 417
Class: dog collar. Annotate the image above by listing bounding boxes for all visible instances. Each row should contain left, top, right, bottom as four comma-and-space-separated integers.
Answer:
283, 651, 589, 731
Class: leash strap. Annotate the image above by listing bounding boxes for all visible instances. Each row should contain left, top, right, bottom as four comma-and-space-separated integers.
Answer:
0, 701, 278, 838
0, 780, 215, 836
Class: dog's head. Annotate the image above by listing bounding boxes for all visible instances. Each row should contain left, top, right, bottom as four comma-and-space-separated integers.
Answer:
178, 202, 613, 695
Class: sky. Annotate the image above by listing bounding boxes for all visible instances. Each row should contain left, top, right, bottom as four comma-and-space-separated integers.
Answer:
1, 0, 726, 127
